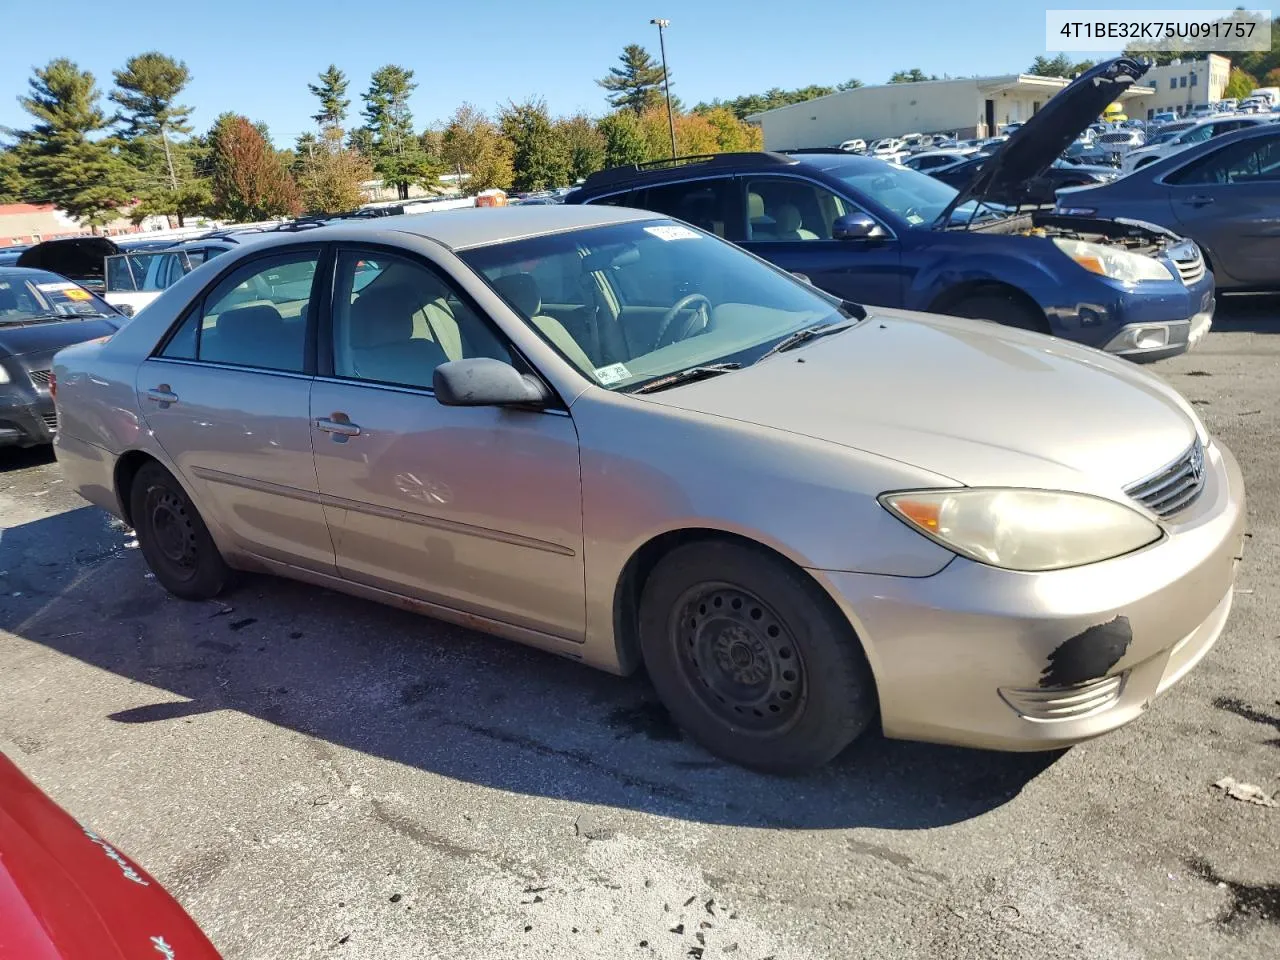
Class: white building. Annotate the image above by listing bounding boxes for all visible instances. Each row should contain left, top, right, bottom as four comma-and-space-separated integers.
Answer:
1124, 54, 1231, 118
746, 73, 1155, 150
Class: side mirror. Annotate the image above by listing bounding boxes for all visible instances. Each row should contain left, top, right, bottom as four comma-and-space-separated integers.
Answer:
433, 357, 551, 408
114, 303, 135, 318
833, 212, 888, 241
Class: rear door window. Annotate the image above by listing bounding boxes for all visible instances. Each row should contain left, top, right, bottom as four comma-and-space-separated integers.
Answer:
1168, 134, 1280, 185
632, 178, 737, 239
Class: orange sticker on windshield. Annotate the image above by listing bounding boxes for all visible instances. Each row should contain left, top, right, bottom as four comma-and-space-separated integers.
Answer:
63, 288, 91, 300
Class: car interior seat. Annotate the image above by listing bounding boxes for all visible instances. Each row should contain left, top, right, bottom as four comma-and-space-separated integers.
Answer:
346, 285, 448, 386
491, 273, 596, 375
774, 203, 820, 240
747, 191, 775, 239
203, 304, 302, 371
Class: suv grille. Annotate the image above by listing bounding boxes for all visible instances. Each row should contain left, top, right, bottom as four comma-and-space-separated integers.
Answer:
1171, 246, 1206, 285
1124, 439, 1205, 518
28, 369, 53, 388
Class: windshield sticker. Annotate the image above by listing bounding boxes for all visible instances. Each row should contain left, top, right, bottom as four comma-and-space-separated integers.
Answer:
593, 362, 632, 385
905, 213, 925, 226
63, 287, 91, 301
83, 827, 150, 886
36, 281, 77, 292
644, 225, 699, 242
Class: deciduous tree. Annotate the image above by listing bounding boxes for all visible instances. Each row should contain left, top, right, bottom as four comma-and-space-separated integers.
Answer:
441, 103, 513, 195
499, 98, 569, 191
597, 110, 650, 167
298, 128, 371, 214
208, 113, 300, 220
555, 114, 606, 182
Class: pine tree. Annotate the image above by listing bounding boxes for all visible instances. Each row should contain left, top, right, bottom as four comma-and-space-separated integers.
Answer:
308, 65, 350, 130
14, 58, 131, 226
598, 44, 669, 114
110, 52, 193, 192
361, 65, 436, 199
0, 149, 27, 203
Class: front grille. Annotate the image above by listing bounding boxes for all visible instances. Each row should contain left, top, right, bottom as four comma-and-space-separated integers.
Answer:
1124, 439, 1206, 518
1172, 246, 1206, 285
1000, 673, 1126, 720
28, 368, 52, 388
41, 411, 58, 432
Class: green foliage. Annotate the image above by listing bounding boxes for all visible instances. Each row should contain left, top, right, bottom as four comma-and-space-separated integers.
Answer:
837, 78, 864, 91
208, 113, 300, 220
297, 128, 372, 214
441, 103, 513, 195
0, 148, 27, 203
693, 85, 838, 120
13, 58, 131, 225
1225, 66, 1258, 100
308, 65, 350, 129
598, 44, 668, 114
499, 99, 569, 192
1027, 54, 1094, 77
360, 64, 437, 199
555, 114, 606, 182
597, 110, 650, 167
888, 68, 938, 83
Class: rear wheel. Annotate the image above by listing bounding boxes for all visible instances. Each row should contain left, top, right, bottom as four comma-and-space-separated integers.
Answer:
950, 292, 1051, 334
638, 541, 877, 773
130, 462, 231, 600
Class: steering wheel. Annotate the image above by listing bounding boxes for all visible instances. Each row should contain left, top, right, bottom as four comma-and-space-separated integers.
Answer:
654, 293, 714, 348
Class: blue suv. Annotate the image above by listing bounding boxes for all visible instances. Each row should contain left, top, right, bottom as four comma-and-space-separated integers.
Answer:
567, 59, 1214, 361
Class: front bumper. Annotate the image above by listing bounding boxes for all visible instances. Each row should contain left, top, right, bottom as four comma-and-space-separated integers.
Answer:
1102, 298, 1214, 362
809, 439, 1246, 751
0, 391, 56, 447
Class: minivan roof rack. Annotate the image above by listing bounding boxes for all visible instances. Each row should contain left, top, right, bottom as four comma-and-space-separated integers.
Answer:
582, 151, 796, 189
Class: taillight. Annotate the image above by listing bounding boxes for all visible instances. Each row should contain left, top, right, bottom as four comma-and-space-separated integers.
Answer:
49, 371, 56, 399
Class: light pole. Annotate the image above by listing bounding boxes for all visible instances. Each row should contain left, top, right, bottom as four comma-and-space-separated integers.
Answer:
650, 18, 677, 159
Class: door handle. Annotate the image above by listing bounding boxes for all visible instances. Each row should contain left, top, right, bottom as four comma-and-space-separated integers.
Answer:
144, 384, 178, 405
315, 415, 361, 440
1186, 195, 1215, 207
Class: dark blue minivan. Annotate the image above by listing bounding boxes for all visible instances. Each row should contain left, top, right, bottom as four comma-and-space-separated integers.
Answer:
568, 59, 1214, 361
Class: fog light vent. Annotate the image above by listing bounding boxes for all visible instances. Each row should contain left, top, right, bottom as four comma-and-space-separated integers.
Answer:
999, 673, 1126, 721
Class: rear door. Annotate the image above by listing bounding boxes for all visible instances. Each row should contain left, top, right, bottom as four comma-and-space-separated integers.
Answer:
1165, 132, 1280, 287
137, 247, 335, 571
737, 174, 903, 306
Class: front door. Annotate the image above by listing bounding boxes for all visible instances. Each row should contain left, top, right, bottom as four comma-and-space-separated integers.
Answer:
1165, 131, 1280, 287
137, 248, 335, 571
737, 175, 904, 306
309, 247, 586, 639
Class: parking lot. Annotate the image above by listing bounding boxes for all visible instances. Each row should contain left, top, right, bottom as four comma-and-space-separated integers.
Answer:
0, 300, 1277, 960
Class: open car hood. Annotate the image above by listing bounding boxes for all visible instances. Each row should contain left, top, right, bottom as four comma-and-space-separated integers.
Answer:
935, 57, 1149, 224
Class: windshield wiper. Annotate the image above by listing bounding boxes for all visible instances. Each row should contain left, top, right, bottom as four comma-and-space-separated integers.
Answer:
754, 319, 858, 364
632, 363, 742, 394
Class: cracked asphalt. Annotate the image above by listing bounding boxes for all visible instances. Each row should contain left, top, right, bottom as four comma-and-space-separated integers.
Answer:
1, 301, 1278, 959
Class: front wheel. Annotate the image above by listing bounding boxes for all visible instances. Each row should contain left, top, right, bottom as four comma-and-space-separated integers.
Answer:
130, 462, 231, 600
950, 292, 1051, 334
638, 541, 877, 773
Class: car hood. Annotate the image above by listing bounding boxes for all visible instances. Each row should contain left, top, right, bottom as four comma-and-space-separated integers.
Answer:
937, 58, 1149, 222
638, 309, 1198, 496
0, 317, 118, 360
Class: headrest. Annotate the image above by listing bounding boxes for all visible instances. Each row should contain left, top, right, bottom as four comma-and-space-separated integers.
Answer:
212, 303, 283, 342
747, 192, 765, 219
492, 272, 541, 317
349, 285, 416, 349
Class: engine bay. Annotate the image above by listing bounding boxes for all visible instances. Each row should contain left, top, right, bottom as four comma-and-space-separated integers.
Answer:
965, 210, 1174, 255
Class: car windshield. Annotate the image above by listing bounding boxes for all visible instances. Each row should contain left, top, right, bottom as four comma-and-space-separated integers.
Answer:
0, 270, 116, 323
458, 219, 857, 392
827, 163, 1003, 226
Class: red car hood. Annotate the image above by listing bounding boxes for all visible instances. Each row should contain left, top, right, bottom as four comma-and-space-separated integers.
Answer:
0, 752, 220, 959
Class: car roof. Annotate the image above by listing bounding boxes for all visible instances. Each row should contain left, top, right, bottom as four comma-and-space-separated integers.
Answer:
210, 205, 658, 252
0, 265, 67, 280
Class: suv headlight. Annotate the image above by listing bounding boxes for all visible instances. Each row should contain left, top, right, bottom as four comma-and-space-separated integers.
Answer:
880, 488, 1161, 571
1053, 238, 1175, 282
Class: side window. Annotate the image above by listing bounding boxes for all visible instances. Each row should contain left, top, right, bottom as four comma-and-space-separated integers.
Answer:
1168, 135, 1280, 185
1180, 125, 1214, 145
331, 250, 511, 390
743, 177, 850, 241
161, 251, 316, 371
589, 191, 633, 207
633, 178, 735, 238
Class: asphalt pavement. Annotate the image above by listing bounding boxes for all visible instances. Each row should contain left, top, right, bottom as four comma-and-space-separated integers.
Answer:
1, 302, 1278, 960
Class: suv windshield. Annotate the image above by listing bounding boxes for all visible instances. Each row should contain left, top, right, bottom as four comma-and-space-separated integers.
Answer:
458, 219, 856, 391
0, 270, 117, 323
827, 164, 1003, 226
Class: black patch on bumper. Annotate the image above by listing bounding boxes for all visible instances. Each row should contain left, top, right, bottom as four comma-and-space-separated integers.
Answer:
1040, 616, 1132, 687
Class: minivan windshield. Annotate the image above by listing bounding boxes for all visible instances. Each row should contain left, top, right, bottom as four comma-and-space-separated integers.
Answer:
458, 219, 858, 392
827, 163, 1005, 226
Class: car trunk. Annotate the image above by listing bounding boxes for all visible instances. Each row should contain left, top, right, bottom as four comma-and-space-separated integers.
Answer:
16, 237, 122, 291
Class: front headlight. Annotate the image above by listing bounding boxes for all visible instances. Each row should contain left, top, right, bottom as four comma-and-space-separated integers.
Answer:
1053, 238, 1175, 283
0, 365, 9, 384
879, 488, 1162, 571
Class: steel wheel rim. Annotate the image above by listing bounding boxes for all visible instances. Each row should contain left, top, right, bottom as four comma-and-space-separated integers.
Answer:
146, 487, 198, 577
670, 582, 805, 734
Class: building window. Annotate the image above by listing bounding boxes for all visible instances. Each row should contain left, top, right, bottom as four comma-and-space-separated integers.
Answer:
1180, 76, 1187, 88
1190, 72, 1198, 86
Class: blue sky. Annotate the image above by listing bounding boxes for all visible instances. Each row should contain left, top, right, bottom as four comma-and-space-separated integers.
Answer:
0, 0, 1224, 147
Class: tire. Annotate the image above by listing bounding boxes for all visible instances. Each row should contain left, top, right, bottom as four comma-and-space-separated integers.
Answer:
949, 292, 1051, 334
129, 462, 231, 600
638, 541, 877, 773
